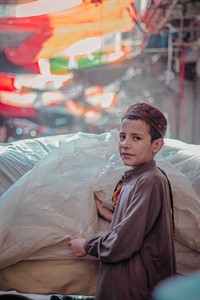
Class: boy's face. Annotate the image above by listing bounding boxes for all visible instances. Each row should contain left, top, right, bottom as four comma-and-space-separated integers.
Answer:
118, 118, 163, 167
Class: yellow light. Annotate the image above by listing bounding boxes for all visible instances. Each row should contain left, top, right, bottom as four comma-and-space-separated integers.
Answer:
15, 75, 44, 90
84, 109, 100, 121
38, 58, 51, 76
100, 93, 115, 108
86, 92, 115, 108
60, 37, 102, 57
108, 51, 124, 62
66, 100, 84, 116
1, 91, 37, 107
15, 0, 82, 17
14, 73, 73, 90
41, 91, 64, 106
30, 130, 37, 137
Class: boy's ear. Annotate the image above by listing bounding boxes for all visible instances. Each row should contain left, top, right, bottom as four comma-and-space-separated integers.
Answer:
152, 138, 164, 154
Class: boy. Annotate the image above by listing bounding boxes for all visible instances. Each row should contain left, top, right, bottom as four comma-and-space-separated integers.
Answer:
69, 102, 176, 300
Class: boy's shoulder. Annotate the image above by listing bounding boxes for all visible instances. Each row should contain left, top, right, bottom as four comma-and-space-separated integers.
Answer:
139, 165, 168, 185
125, 162, 168, 186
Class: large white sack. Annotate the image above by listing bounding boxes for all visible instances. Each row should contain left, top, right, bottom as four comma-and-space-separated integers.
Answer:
159, 138, 200, 196
0, 130, 121, 268
0, 134, 74, 196
0, 131, 199, 270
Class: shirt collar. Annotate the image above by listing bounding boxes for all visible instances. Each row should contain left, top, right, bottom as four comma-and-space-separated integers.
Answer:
124, 160, 156, 180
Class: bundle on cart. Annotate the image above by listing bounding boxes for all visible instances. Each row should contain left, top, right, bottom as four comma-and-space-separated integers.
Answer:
0, 130, 199, 295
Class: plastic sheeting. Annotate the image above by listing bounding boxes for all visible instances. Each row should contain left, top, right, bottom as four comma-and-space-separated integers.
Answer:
0, 130, 125, 268
0, 134, 75, 196
0, 130, 200, 271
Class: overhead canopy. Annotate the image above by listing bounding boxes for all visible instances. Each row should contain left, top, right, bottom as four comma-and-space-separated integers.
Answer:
0, 0, 136, 73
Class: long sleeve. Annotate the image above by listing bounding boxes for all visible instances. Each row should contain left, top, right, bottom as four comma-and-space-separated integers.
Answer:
84, 176, 166, 263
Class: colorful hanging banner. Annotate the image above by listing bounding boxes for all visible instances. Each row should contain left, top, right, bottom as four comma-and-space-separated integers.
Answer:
0, 0, 135, 73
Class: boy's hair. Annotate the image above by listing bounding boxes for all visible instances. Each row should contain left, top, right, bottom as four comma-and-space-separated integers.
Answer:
122, 102, 167, 141
122, 115, 162, 142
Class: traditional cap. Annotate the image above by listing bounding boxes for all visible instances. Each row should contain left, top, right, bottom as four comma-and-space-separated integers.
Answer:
122, 102, 167, 137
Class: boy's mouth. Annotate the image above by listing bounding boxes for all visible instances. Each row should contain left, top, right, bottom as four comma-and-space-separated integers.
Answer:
121, 153, 134, 157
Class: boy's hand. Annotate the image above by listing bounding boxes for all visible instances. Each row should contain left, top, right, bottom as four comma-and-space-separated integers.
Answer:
69, 238, 86, 257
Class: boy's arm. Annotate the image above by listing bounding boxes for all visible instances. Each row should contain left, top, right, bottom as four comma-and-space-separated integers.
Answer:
69, 195, 113, 258
95, 196, 113, 222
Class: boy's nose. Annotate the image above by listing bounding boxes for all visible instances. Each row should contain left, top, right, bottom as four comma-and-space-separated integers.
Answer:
122, 139, 130, 148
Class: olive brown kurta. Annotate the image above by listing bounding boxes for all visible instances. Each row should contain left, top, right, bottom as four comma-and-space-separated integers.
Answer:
84, 160, 176, 300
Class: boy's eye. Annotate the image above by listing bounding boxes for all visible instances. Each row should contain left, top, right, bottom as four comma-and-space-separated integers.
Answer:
119, 135, 125, 140
133, 136, 141, 141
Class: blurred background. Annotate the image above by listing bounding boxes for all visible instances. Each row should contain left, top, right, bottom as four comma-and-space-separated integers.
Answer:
0, 0, 199, 144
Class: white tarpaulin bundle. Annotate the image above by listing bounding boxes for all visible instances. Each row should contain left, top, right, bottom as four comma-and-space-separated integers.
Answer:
0, 130, 200, 273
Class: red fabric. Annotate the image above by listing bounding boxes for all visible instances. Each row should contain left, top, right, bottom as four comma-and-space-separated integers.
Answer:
0, 102, 37, 118
0, 14, 51, 73
0, 73, 17, 91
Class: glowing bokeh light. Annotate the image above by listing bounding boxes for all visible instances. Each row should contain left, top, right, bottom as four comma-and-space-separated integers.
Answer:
16, 0, 82, 17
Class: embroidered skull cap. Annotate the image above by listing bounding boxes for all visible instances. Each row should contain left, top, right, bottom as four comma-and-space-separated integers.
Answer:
122, 102, 167, 137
